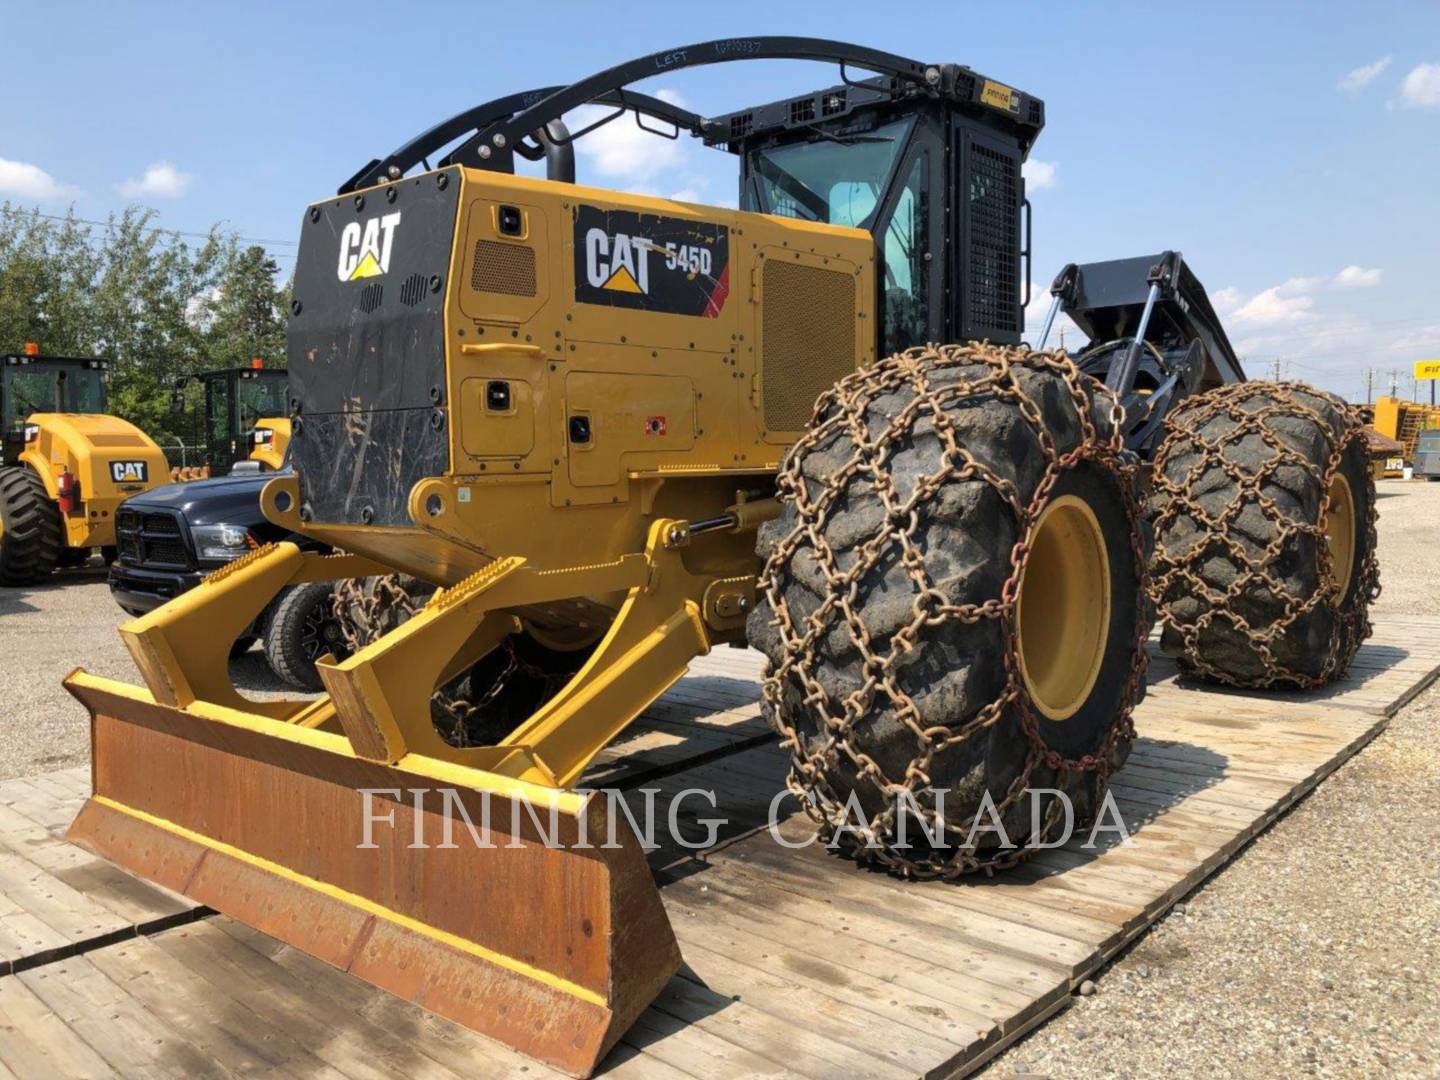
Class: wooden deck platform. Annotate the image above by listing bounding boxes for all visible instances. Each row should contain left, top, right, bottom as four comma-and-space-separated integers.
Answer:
2, 617, 1438, 1079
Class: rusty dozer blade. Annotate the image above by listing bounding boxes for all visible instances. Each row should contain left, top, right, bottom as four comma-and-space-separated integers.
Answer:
59, 529, 749, 1077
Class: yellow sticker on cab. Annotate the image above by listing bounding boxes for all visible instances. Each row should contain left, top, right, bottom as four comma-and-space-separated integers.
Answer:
981, 79, 1021, 114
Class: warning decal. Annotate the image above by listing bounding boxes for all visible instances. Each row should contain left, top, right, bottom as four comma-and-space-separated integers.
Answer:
573, 205, 729, 317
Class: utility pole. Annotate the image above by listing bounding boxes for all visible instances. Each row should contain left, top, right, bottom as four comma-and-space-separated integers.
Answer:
1365, 368, 1373, 404
1390, 370, 1400, 398
1058, 326, 1066, 351
1271, 357, 1283, 381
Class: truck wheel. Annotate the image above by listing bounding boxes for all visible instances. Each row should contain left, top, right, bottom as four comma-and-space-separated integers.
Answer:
264, 582, 347, 691
749, 344, 1149, 878
0, 467, 62, 586
1150, 381, 1379, 687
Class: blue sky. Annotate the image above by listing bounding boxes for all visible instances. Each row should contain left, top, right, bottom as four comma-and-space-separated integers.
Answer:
4, 1, 1438, 401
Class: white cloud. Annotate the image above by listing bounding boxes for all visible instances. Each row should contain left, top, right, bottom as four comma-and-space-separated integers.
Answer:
1333, 265, 1382, 288
1274, 275, 1326, 297
1220, 266, 1383, 329
1211, 286, 1243, 316
1389, 325, 1440, 355
1337, 56, 1392, 93
1400, 63, 1440, 108
1232, 285, 1316, 326
0, 156, 77, 201
1023, 159, 1057, 191
669, 188, 702, 203
116, 161, 193, 200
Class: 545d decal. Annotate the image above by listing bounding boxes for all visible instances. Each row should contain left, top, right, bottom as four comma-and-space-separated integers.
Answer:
574, 205, 729, 318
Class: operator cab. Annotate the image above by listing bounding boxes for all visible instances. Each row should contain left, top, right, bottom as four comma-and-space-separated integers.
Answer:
713, 69, 1042, 354
1, 347, 111, 464
173, 362, 289, 475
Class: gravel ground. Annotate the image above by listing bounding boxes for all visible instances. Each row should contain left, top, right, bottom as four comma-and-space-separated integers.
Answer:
1, 480, 1437, 1077
981, 476, 1440, 1080
0, 562, 296, 780
1368, 478, 1440, 618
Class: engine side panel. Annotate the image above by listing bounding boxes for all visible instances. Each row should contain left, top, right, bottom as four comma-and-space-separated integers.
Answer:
284, 167, 875, 582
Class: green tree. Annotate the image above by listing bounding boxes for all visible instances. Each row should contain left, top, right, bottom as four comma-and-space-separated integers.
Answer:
0, 202, 292, 449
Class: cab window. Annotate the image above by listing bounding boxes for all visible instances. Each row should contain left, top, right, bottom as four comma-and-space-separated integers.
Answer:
881, 154, 930, 356
750, 118, 913, 229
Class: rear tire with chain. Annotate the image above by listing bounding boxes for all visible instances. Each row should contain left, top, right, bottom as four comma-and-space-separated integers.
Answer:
1150, 381, 1378, 688
749, 344, 1148, 878
0, 467, 62, 586
265, 582, 346, 691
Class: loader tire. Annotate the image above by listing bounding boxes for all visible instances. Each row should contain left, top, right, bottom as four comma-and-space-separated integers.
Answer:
750, 344, 1149, 878
0, 467, 62, 586
1150, 381, 1378, 688
265, 582, 347, 691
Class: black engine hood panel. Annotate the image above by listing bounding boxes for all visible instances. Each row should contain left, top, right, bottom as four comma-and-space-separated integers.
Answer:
119, 472, 278, 526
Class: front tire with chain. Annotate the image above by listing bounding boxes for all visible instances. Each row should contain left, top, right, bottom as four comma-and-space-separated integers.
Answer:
0, 467, 62, 586
749, 344, 1148, 878
1150, 381, 1379, 688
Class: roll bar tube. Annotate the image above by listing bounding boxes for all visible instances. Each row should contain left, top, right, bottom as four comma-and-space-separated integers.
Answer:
340, 37, 935, 194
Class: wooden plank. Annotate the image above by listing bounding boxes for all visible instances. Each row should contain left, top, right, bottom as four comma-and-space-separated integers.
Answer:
0, 973, 118, 1079
667, 936, 984, 1077
0, 855, 126, 963
148, 921, 481, 1080
646, 973, 910, 1080
83, 936, 347, 1078
208, 918, 590, 1079
622, 1007, 813, 1080
0, 802, 195, 932
16, 957, 227, 1079
1, 615, 1424, 1079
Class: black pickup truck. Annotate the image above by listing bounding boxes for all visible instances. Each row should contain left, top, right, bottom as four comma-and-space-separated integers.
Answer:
109, 469, 346, 689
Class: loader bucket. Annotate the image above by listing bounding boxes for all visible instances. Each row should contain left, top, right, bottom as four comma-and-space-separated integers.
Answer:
63, 670, 680, 1078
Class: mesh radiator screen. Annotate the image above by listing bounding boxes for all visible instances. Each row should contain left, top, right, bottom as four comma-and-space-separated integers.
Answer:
761, 260, 856, 432
966, 142, 1020, 337
471, 240, 537, 297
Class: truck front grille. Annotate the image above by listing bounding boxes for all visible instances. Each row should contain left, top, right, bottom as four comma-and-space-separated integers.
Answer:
116, 508, 193, 570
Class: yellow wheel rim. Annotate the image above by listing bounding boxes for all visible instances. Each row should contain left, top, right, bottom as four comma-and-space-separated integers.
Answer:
1016, 494, 1112, 722
1323, 472, 1356, 600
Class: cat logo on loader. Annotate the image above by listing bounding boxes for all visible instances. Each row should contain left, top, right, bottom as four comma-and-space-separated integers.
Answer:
337, 211, 402, 280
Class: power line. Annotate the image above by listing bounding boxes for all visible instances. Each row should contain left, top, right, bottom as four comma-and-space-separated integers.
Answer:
6, 208, 298, 253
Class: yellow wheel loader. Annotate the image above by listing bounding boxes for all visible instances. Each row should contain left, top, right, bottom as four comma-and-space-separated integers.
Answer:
169, 361, 290, 479
248, 414, 290, 470
0, 346, 170, 585
64, 37, 1375, 1076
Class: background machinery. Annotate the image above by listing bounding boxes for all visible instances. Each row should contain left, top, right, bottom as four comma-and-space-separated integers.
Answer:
1370, 394, 1440, 476
171, 360, 290, 478
0, 344, 169, 585
63, 38, 1378, 1075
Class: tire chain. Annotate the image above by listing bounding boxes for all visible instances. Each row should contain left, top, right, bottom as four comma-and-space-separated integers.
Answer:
1149, 381, 1381, 689
756, 343, 1150, 879
330, 576, 577, 748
